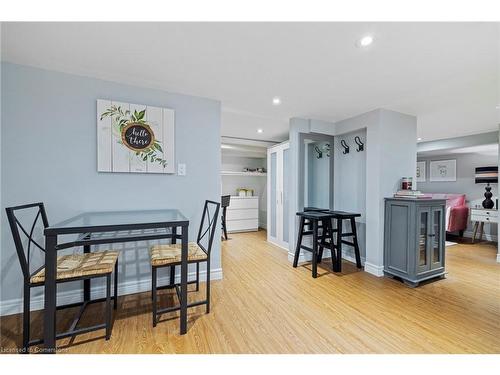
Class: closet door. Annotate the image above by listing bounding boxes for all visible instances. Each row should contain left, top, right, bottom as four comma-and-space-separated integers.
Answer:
282, 146, 290, 245
268, 148, 279, 244
267, 142, 290, 249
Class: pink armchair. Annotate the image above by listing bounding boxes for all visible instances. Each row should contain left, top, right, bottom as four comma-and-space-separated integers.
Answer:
422, 193, 469, 236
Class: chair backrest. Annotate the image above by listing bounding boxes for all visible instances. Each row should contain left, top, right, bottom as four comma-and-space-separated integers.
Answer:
221, 195, 231, 209
5, 203, 49, 280
196, 200, 221, 256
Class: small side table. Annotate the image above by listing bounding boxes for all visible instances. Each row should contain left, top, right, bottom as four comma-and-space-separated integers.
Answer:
470, 207, 498, 243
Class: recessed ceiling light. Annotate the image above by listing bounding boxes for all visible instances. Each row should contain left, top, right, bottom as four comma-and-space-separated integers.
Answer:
417, 137, 422, 141
221, 144, 233, 149
357, 35, 374, 48
496, 104, 500, 109
272, 97, 281, 106
257, 129, 264, 133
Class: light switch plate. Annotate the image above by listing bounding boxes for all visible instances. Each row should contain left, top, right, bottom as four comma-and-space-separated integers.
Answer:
177, 163, 186, 176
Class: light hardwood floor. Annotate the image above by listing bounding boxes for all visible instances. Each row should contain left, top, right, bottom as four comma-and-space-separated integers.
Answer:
1, 230, 499, 353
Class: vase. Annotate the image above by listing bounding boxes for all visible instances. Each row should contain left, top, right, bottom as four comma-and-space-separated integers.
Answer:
482, 184, 494, 209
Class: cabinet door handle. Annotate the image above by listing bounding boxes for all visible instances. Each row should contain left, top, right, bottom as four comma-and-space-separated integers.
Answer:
428, 234, 435, 237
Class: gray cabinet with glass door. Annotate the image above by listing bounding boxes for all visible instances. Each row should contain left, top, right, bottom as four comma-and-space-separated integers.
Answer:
384, 198, 446, 287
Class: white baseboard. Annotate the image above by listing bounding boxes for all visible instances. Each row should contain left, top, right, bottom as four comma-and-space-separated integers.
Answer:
0, 268, 223, 317
363, 262, 384, 277
461, 230, 498, 242
496, 253, 500, 263
288, 249, 384, 278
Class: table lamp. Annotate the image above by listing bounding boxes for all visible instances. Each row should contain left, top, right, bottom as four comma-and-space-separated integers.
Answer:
475, 166, 498, 209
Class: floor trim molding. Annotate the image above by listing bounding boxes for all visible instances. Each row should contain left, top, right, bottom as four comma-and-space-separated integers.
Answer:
363, 262, 384, 277
0, 268, 223, 317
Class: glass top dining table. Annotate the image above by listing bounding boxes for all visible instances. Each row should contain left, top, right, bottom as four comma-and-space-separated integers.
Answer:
41, 208, 190, 353
46, 209, 189, 234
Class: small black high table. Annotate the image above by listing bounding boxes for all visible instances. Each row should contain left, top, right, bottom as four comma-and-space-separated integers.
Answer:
293, 208, 362, 278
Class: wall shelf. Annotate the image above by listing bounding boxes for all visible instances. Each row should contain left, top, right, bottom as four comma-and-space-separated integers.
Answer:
221, 171, 267, 177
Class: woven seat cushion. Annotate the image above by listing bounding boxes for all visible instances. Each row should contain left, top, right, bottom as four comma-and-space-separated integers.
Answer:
30, 250, 119, 284
150, 242, 207, 266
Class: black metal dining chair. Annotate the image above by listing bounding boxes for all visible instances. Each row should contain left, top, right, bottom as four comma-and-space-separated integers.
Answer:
5, 202, 119, 353
149, 200, 220, 327
220, 195, 231, 240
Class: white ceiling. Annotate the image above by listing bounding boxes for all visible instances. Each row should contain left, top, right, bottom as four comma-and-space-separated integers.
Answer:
1, 22, 498, 142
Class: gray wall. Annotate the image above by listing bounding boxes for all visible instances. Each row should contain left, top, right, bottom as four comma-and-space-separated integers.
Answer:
334, 129, 367, 261
287, 111, 416, 277
0, 63, 221, 315
417, 152, 499, 239
335, 109, 417, 275
307, 140, 331, 209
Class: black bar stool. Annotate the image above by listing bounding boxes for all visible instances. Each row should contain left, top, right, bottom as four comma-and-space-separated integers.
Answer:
293, 211, 337, 278
324, 211, 362, 272
293, 209, 363, 277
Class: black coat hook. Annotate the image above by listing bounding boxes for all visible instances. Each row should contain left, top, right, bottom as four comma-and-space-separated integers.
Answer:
340, 139, 350, 154
354, 136, 364, 152
324, 143, 331, 157
314, 145, 323, 159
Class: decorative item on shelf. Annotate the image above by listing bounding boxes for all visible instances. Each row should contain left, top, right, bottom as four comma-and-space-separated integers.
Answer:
340, 139, 350, 154
475, 166, 498, 209
401, 177, 413, 190
256, 167, 266, 173
354, 136, 364, 152
236, 188, 254, 197
243, 167, 258, 173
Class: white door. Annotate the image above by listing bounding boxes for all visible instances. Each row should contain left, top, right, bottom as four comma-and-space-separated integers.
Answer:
267, 142, 290, 249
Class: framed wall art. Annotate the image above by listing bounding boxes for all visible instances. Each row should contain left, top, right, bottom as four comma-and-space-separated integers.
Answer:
416, 161, 426, 182
429, 159, 456, 182
97, 99, 175, 174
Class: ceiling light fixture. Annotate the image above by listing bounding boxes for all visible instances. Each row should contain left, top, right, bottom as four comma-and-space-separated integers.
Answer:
417, 137, 422, 141
357, 35, 374, 48
221, 144, 233, 149
272, 97, 281, 106
257, 129, 264, 133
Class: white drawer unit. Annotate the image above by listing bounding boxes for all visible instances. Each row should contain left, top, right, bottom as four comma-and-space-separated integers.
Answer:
470, 209, 498, 223
470, 208, 498, 243
226, 196, 259, 233
226, 208, 259, 221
